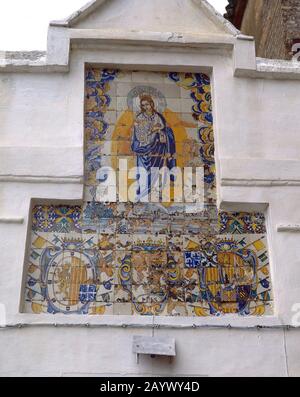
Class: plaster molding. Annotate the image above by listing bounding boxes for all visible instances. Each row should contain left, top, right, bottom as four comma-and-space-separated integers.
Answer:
68, 29, 235, 48
0, 50, 300, 80
9, 313, 283, 329
0, 175, 83, 184
222, 178, 300, 187
277, 225, 300, 233
2, 39, 300, 81
0, 217, 24, 224
236, 34, 255, 41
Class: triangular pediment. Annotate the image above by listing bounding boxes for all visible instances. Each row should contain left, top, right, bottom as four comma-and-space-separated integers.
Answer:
50, 0, 238, 36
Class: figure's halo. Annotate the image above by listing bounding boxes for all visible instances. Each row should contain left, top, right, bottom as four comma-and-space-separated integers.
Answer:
127, 85, 167, 113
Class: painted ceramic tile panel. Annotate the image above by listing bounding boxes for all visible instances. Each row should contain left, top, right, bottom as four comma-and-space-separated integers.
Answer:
23, 69, 272, 316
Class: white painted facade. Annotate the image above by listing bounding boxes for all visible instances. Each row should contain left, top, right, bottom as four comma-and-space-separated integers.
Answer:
0, 0, 300, 376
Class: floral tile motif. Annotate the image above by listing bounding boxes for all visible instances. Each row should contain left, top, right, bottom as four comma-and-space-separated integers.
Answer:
32, 205, 82, 233
219, 212, 267, 234
24, 69, 272, 316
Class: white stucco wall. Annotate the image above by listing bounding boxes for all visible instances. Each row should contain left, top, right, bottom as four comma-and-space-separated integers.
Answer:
1, 0, 300, 377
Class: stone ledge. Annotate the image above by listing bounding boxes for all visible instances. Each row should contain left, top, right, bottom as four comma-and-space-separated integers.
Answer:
68, 29, 235, 48
222, 179, 300, 187
0, 51, 46, 62
236, 57, 300, 80
0, 175, 83, 184
2, 38, 300, 81
277, 224, 300, 233
0, 217, 24, 224
5, 313, 283, 329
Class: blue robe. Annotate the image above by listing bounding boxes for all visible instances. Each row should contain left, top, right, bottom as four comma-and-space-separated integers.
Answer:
131, 111, 176, 200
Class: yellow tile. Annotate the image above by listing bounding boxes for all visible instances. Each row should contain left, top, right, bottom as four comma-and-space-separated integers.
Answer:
32, 236, 47, 249
252, 239, 266, 251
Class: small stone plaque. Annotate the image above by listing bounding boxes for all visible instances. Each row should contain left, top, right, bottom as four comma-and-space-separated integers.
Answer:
132, 335, 176, 357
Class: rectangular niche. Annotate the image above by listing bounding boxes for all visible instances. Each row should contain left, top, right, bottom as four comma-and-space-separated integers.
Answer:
22, 69, 273, 317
